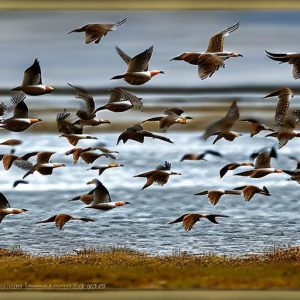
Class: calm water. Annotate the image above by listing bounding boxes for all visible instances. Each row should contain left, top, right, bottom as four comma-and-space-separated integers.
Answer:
0, 132, 299, 255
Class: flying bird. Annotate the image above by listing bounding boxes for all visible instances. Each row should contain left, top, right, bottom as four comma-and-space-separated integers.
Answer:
117, 124, 173, 144
202, 100, 240, 140
59, 134, 97, 146
0, 92, 41, 132
13, 151, 65, 178
263, 87, 294, 128
0, 193, 27, 223
232, 185, 271, 201
169, 213, 229, 231
239, 119, 274, 137
265, 50, 300, 79
235, 147, 282, 178
36, 214, 94, 230
134, 161, 181, 190
194, 189, 241, 206
180, 150, 223, 162
12, 59, 54, 95
111, 46, 164, 85
93, 87, 143, 113
141, 107, 193, 132
88, 162, 124, 176
171, 23, 242, 79
219, 162, 253, 178
68, 18, 126, 44
84, 179, 130, 210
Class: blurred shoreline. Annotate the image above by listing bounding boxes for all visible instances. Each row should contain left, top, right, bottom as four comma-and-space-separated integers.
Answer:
1, 1, 300, 10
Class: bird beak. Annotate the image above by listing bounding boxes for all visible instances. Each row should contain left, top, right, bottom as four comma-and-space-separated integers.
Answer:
238, 54, 243, 57
86, 180, 93, 185
160, 71, 165, 74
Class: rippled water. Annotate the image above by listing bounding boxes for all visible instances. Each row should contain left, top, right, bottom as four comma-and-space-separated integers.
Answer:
0, 132, 299, 255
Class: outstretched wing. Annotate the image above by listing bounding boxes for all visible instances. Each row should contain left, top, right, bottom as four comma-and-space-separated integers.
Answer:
206, 22, 239, 53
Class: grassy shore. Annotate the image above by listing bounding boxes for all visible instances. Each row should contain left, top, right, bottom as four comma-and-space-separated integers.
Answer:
0, 246, 299, 289
1, 0, 300, 10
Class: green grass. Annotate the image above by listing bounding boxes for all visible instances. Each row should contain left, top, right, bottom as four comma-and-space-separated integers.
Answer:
0, 246, 299, 289
1, 0, 300, 10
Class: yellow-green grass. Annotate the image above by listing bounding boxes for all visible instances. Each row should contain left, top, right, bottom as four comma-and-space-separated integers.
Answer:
1, 0, 300, 10
0, 246, 299, 289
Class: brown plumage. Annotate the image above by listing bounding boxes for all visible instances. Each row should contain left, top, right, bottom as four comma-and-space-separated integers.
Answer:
93, 87, 143, 113
219, 162, 253, 178
1, 151, 38, 170
117, 124, 173, 144
180, 150, 223, 162
263, 87, 294, 128
12, 59, 54, 96
171, 23, 242, 79
142, 107, 193, 132
169, 213, 229, 231
0, 139, 22, 146
194, 189, 241, 206
88, 162, 124, 176
84, 179, 130, 210
134, 161, 181, 190
68, 18, 126, 44
65, 146, 117, 164
36, 214, 94, 230
211, 130, 241, 144
240, 119, 274, 137
265, 111, 300, 149
111, 46, 164, 85
202, 100, 239, 140
234, 147, 282, 178
233, 185, 271, 201
59, 134, 97, 146
13, 151, 66, 179
265, 50, 300, 79
56, 111, 83, 134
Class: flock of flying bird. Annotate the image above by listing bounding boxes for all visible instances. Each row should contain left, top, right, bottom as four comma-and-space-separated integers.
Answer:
0, 18, 299, 232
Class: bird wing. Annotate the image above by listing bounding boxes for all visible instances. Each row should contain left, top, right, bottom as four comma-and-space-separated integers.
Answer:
92, 182, 112, 204
183, 214, 200, 231
0, 193, 10, 209
36, 215, 57, 224
37, 152, 55, 164
206, 22, 239, 53
80, 152, 100, 164
197, 54, 225, 80
115, 46, 131, 65
291, 58, 300, 79
219, 163, 239, 178
127, 46, 153, 72
225, 100, 240, 121
164, 107, 185, 116
156, 161, 171, 171
142, 130, 173, 143
255, 151, 272, 169
204, 214, 229, 224
169, 214, 189, 224
22, 58, 42, 86
68, 83, 95, 116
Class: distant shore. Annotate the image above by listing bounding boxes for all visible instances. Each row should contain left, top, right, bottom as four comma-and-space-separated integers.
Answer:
0, 246, 299, 289
1, 1, 300, 10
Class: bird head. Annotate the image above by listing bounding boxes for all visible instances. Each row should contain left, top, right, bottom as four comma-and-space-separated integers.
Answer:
45, 85, 54, 93
150, 70, 165, 77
